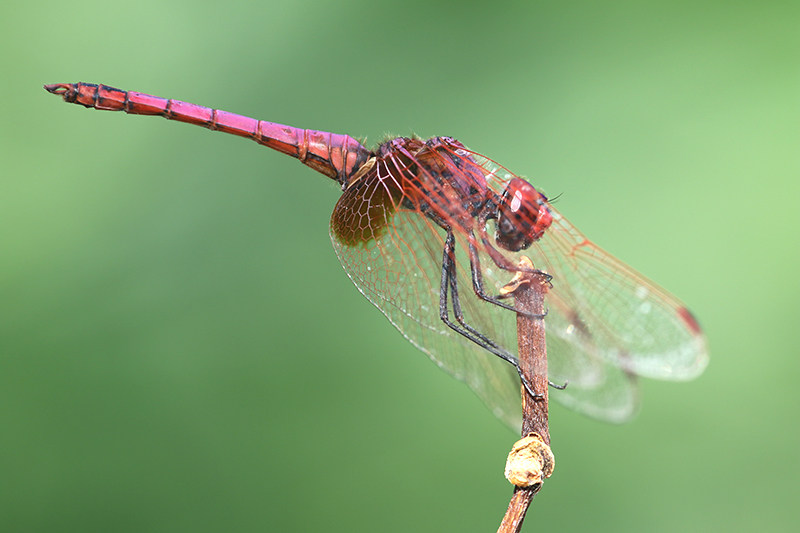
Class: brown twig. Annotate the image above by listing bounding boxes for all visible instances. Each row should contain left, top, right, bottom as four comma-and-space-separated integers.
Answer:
497, 257, 551, 533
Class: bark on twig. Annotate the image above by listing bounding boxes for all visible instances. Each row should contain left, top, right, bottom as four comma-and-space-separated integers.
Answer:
497, 258, 551, 533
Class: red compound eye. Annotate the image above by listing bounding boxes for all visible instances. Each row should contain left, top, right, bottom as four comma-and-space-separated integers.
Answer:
495, 178, 552, 252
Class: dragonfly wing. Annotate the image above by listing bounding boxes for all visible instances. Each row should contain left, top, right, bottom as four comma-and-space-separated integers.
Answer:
469, 150, 708, 422
330, 142, 708, 426
331, 195, 524, 430
475, 209, 707, 422
530, 209, 709, 381
458, 225, 641, 423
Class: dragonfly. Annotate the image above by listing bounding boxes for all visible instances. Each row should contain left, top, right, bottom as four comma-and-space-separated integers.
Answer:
45, 82, 708, 429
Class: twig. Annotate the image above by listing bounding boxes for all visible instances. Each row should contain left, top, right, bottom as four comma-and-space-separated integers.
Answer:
497, 257, 552, 533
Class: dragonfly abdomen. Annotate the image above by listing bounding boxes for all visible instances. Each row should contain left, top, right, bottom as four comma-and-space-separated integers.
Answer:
44, 82, 370, 184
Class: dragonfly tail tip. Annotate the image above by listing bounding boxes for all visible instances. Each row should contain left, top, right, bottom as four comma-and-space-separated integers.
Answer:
44, 83, 70, 96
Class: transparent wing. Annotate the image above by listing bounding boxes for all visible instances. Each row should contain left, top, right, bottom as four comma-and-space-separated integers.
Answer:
472, 152, 708, 421
330, 186, 525, 429
329, 144, 708, 427
531, 209, 708, 382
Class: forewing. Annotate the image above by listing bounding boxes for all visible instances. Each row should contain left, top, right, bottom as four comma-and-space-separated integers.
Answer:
532, 210, 708, 381
329, 142, 708, 426
471, 152, 708, 421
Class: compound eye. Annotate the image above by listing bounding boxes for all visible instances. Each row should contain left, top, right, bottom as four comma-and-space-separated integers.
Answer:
495, 178, 552, 252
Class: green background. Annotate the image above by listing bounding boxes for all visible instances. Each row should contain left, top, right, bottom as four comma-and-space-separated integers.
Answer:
2, 1, 798, 531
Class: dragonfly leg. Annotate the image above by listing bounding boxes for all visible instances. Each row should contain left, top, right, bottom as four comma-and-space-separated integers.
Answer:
438, 230, 544, 401
426, 210, 545, 319
466, 239, 547, 319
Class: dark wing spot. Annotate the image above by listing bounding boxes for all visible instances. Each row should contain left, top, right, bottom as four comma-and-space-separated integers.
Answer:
331, 169, 402, 247
677, 307, 703, 336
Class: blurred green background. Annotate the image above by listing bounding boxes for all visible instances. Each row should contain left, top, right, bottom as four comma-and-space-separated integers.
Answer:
2, 0, 798, 531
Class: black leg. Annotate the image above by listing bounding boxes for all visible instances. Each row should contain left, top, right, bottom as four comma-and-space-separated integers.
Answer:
438, 230, 544, 400
466, 239, 548, 319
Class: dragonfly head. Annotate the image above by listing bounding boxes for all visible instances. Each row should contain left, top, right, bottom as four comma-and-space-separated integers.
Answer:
495, 178, 552, 251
